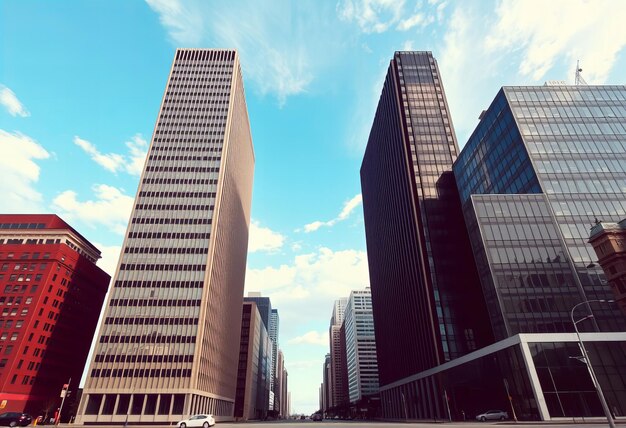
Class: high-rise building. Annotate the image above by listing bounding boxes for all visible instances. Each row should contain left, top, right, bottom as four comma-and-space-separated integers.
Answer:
328, 298, 348, 408
234, 302, 271, 421
589, 219, 626, 315
343, 289, 378, 404
275, 349, 284, 417
321, 353, 331, 414
371, 83, 626, 422
360, 51, 492, 417
76, 48, 255, 424
0, 215, 109, 416
243, 293, 278, 411
270, 308, 279, 411
280, 364, 289, 418
445, 84, 626, 421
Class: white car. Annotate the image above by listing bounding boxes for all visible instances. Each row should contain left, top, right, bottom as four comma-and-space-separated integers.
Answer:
177, 414, 215, 428
476, 410, 508, 421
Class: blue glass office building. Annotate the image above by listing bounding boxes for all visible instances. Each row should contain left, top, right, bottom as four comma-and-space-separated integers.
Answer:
378, 84, 626, 421
449, 85, 626, 420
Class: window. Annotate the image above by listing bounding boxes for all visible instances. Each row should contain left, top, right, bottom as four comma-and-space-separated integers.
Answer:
10, 333, 18, 341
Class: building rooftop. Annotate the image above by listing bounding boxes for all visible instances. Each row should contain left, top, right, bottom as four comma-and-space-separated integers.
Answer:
589, 218, 626, 240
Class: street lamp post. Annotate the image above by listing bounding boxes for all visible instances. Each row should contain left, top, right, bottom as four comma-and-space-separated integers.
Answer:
570, 299, 616, 428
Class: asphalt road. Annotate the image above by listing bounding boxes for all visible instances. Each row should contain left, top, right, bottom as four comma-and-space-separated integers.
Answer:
212, 421, 618, 428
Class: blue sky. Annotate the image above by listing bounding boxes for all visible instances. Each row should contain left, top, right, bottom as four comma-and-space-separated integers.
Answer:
1, 0, 626, 415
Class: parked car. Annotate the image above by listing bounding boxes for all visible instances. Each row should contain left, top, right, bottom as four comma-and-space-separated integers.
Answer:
177, 414, 215, 428
0, 413, 33, 427
476, 410, 508, 421
311, 413, 323, 421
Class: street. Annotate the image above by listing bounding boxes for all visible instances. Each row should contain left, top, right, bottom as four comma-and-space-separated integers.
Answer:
166, 421, 619, 428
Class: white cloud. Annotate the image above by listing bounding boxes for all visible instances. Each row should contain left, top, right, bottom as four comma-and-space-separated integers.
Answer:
245, 247, 369, 305
485, 0, 626, 83
337, 0, 406, 33
248, 220, 285, 253
438, 0, 626, 144
73, 134, 148, 175
288, 330, 329, 347
0, 129, 49, 212
145, 0, 204, 45
146, 0, 340, 106
302, 194, 362, 233
92, 242, 122, 278
51, 184, 134, 235
0, 85, 30, 117
397, 13, 426, 31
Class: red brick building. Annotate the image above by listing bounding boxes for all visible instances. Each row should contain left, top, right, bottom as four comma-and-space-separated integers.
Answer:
0, 214, 109, 416
589, 219, 626, 316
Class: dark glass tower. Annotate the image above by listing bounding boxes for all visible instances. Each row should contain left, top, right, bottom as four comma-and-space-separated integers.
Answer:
360, 51, 492, 418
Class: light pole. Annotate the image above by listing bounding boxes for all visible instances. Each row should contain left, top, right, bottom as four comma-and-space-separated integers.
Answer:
570, 299, 616, 428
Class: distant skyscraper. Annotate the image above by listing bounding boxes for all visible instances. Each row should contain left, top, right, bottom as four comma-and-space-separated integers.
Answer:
243, 293, 279, 411
321, 353, 331, 414
270, 308, 279, 411
360, 51, 491, 417
343, 289, 378, 404
328, 298, 348, 408
77, 48, 255, 424
0, 215, 109, 415
234, 302, 271, 421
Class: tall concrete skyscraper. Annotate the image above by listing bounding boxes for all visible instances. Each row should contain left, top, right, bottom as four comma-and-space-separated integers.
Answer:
360, 51, 492, 418
77, 48, 254, 424
328, 298, 348, 408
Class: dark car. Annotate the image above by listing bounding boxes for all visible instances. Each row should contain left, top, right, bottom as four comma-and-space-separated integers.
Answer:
0, 413, 33, 427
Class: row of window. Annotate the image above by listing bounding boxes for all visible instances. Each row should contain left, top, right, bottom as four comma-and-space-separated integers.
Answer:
1, 308, 28, 316
99, 335, 196, 344
134, 204, 214, 211
0, 223, 46, 230
150, 146, 222, 153
543, 178, 626, 194
148, 155, 221, 162
507, 86, 626, 103
124, 247, 208, 254
145, 166, 220, 172
114, 280, 205, 289
519, 119, 626, 137
90, 368, 192, 378
95, 353, 194, 363
127, 232, 211, 239
0, 296, 33, 305
142, 178, 218, 185
131, 217, 211, 225
0, 252, 51, 260
105, 317, 198, 326
109, 298, 201, 307
119, 263, 206, 271
138, 191, 216, 198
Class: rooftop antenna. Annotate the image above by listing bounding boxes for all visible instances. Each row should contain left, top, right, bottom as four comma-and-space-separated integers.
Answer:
575, 60, 587, 85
